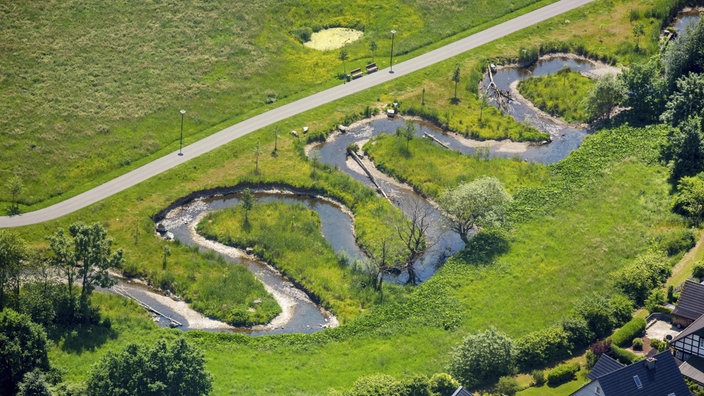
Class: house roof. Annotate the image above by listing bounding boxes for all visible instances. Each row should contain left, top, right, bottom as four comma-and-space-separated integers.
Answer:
672, 313, 704, 343
451, 386, 473, 396
673, 280, 704, 321
590, 351, 690, 396
588, 354, 624, 380
679, 355, 704, 385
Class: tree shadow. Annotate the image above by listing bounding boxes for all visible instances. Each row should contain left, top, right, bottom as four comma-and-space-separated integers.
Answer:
55, 319, 117, 354
449, 97, 461, 105
456, 229, 509, 265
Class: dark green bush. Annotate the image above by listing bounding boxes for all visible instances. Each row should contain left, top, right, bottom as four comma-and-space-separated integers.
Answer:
531, 370, 545, 386
546, 363, 579, 386
650, 338, 668, 352
514, 327, 571, 372
428, 373, 459, 396
693, 262, 704, 279
632, 337, 644, 350
609, 317, 646, 347
291, 27, 313, 43
518, 47, 539, 67
560, 317, 594, 350
659, 229, 695, 256
495, 376, 520, 396
611, 345, 641, 365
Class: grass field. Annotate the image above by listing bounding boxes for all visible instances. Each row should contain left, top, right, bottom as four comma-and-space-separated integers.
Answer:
8, 0, 695, 393
197, 201, 401, 322
518, 68, 594, 123
0, 0, 550, 209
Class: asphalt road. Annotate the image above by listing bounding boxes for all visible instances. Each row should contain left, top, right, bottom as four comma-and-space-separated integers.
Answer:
0, 0, 593, 228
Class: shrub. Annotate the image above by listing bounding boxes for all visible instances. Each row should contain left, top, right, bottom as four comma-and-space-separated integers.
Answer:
693, 262, 704, 279
448, 328, 514, 389
649, 338, 668, 352
611, 345, 641, 365
613, 253, 670, 305
428, 373, 459, 396
531, 370, 545, 387
399, 375, 432, 396
518, 47, 539, 67
291, 27, 313, 43
495, 376, 520, 396
610, 317, 646, 347
632, 338, 644, 350
346, 374, 401, 396
658, 229, 695, 256
560, 317, 594, 350
514, 327, 570, 372
546, 363, 579, 386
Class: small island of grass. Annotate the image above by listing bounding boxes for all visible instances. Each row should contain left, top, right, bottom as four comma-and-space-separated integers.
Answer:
517, 68, 594, 123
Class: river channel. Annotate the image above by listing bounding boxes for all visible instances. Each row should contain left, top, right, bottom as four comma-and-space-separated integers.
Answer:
123, 55, 610, 334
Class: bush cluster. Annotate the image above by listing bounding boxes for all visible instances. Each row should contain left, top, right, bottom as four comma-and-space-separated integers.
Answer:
546, 363, 579, 386
344, 372, 459, 396
609, 317, 646, 347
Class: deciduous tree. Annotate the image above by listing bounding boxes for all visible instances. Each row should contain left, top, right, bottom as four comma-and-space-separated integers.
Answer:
661, 73, 704, 127
451, 64, 461, 101
448, 328, 514, 389
0, 309, 50, 394
48, 223, 123, 322
0, 230, 27, 310
661, 116, 704, 181
583, 73, 626, 121
396, 120, 416, 153
619, 59, 665, 124
438, 177, 512, 243
87, 338, 212, 396
673, 172, 704, 221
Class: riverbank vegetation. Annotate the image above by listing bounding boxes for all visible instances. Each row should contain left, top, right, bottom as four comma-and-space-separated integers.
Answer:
197, 201, 398, 322
3, 0, 703, 394
518, 68, 594, 123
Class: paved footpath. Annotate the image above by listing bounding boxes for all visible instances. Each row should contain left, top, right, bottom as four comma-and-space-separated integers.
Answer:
0, 0, 593, 228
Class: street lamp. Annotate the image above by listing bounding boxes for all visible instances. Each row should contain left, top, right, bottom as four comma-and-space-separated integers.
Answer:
178, 109, 186, 156
389, 30, 396, 73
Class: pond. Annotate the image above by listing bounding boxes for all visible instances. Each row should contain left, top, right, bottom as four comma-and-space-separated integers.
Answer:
673, 9, 702, 34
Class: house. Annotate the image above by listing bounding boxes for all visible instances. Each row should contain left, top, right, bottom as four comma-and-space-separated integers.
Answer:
570, 351, 691, 396
673, 280, 704, 327
451, 386, 472, 396
672, 313, 704, 386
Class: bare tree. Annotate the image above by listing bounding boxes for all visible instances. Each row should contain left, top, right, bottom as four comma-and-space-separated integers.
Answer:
395, 200, 432, 285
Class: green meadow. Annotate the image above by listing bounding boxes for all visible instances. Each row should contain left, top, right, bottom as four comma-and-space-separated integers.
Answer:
3, 0, 697, 393
518, 68, 594, 123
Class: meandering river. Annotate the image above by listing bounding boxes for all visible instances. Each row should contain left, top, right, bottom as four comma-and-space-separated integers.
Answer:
125, 55, 612, 334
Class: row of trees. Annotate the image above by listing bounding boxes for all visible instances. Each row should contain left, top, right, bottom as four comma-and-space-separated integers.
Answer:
447, 293, 633, 391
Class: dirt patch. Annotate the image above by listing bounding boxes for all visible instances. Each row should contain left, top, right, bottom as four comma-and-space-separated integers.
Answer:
304, 28, 363, 51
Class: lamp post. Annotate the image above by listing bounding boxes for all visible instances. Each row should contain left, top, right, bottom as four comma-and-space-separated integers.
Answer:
178, 109, 186, 156
389, 29, 396, 73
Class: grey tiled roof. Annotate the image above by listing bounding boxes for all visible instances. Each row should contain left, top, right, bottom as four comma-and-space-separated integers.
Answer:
596, 351, 690, 396
672, 314, 704, 343
451, 386, 473, 396
674, 280, 704, 321
588, 354, 624, 380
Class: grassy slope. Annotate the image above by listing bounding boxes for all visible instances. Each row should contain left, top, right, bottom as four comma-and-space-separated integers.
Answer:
0, 0, 545, 208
